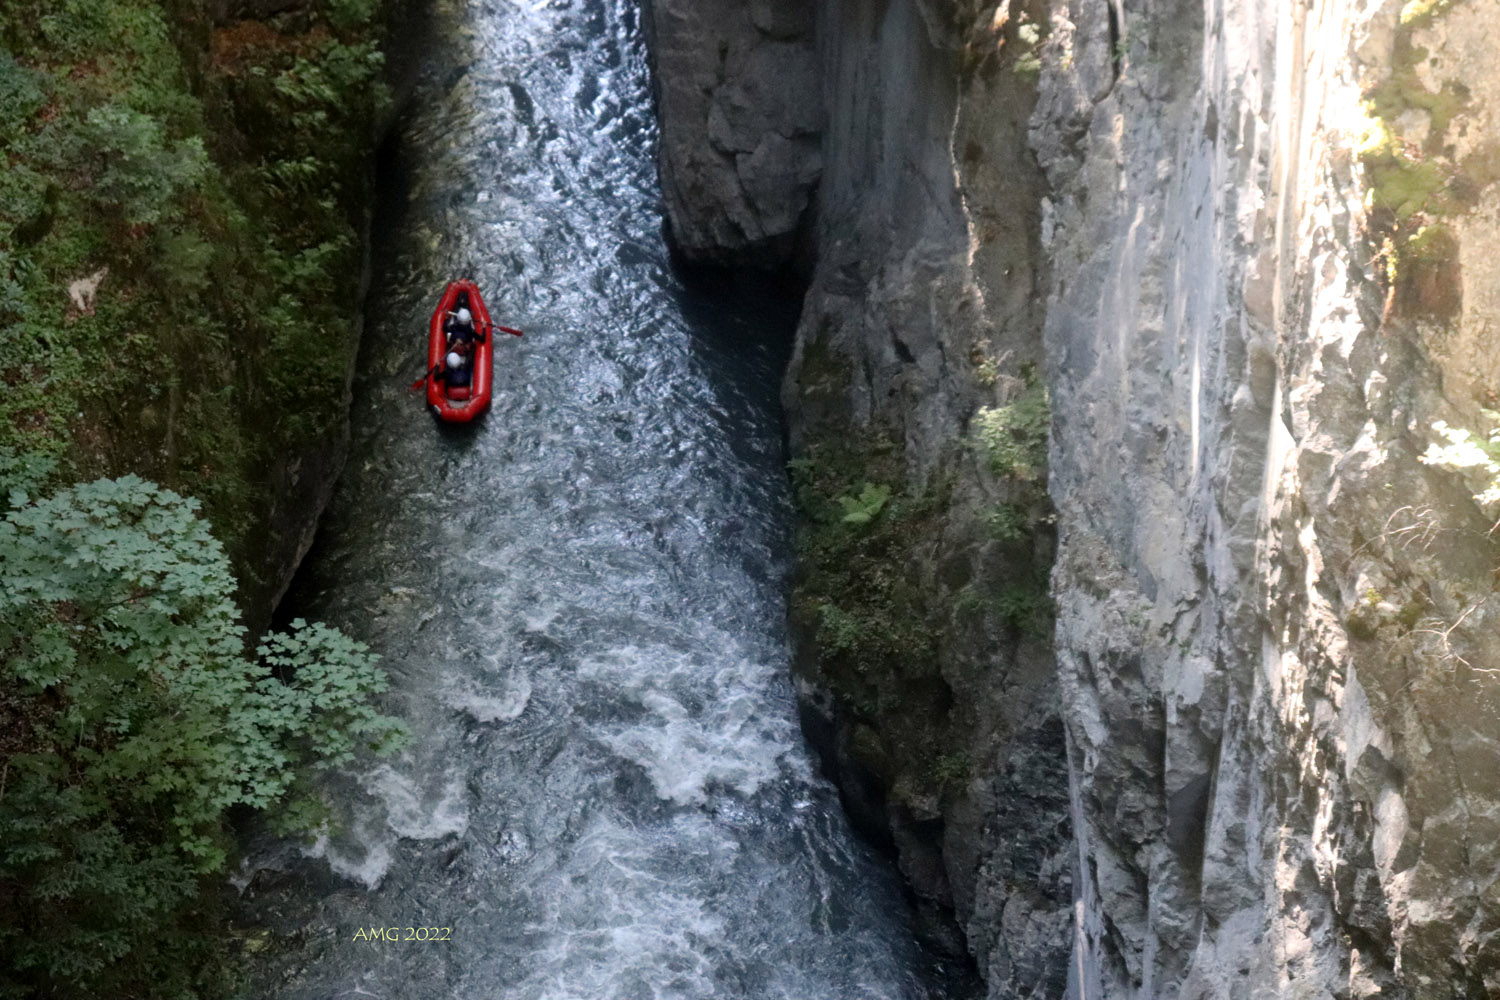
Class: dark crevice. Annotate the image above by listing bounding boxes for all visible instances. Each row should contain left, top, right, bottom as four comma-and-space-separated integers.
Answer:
1107, 0, 1123, 80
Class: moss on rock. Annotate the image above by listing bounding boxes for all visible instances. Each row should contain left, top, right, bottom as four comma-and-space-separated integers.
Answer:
1358, 9, 1468, 321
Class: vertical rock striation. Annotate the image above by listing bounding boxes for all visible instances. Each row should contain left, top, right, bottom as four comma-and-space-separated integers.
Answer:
1033, 0, 1500, 995
645, 0, 1500, 995
783, 1, 1074, 993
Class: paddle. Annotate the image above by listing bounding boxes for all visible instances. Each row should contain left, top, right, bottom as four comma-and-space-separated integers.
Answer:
497, 325, 523, 337
409, 364, 440, 391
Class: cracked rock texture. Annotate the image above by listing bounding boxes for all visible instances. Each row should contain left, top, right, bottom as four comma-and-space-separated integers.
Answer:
786, 1, 1075, 995
1034, 0, 1500, 995
629, 0, 1084, 993
641, 0, 822, 268
646, 0, 1500, 996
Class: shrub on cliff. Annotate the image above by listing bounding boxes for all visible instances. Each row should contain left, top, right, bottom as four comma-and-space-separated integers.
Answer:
788, 443, 944, 712
0, 475, 406, 998
0, 0, 387, 579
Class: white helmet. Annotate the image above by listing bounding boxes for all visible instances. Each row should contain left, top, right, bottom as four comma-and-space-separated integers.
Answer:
455, 308, 472, 325
446, 351, 463, 369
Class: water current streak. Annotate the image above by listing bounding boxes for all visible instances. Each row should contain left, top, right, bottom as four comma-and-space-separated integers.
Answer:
240, 0, 933, 996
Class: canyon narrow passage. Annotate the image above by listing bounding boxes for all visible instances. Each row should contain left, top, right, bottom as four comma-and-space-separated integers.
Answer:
238, 0, 946, 996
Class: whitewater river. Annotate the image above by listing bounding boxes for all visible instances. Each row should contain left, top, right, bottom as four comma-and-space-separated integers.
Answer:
237, 0, 948, 997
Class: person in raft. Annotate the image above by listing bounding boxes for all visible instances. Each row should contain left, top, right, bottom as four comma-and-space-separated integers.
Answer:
440, 350, 471, 389
444, 307, 482, 349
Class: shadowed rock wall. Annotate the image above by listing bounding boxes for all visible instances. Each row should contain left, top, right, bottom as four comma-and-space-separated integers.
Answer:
786, 0, 1074, 992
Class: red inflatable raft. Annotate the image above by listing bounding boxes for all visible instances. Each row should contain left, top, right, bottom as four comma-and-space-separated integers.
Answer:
426, 280, 495, 422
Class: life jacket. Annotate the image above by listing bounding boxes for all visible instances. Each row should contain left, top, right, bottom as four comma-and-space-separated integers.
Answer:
443, 361, 472, 389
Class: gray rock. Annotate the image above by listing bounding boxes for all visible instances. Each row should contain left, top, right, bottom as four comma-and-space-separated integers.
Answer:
648, 0, 1500, 996
1033, 0, 1500, 994
641, 0, 821, 268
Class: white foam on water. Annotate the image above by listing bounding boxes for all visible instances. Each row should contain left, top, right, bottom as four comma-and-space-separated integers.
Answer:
367, 764, 471, 841
576, 643, 794, 806
298, 765, 471, 889
440, 671, 532, 722
518, 814, 734, 1000
302, 828, 394, 891
518, 599, 564, 636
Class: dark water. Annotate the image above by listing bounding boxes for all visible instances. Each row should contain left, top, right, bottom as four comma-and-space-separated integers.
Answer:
237, 0, 940, 997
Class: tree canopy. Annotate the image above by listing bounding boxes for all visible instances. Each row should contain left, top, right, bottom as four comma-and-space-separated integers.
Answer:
0, 475, 405, 997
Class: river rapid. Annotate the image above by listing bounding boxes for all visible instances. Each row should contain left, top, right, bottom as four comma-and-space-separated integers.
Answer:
237, 1, 946, 997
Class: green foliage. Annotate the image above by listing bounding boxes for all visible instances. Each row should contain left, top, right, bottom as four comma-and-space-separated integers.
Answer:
994, 581, 1053, 635
954, 574, 1054, 637
1013, 18, 1043, 76
0, 51, 44, 137
1367, 153, 1449, 222
837, 482, 892, 524
973, 353, 1001, 387
0, 446, 60, 511
1400, 0, 1456, 27
82, 103, 209, 225
0, 476, 405, 997
974, 371, 1049, 481
1343, 586, 1430, 641
1356, 6, 1466, 318
0, 0, 388, 573
0, 7, 398, 990
788, 443, 944, 693
929, 751, 971, 790
985, 501, 1029, 542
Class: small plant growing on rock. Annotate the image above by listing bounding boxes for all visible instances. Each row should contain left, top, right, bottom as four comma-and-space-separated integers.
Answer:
930, 751, 972, 791
837, 482, 893, 524
974, 368, 1049, 481
986, 501, 1029, 541
1356, 7, 1469, 321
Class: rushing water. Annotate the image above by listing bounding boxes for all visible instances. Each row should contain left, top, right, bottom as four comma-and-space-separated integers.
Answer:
237, 0, 943, 997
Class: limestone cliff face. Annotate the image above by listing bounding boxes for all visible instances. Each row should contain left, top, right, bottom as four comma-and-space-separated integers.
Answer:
647, 0, 1500, 996
1034, 0, 1500, 994
641, 0, 821, 268
650, 0, 1074, 993
785, 1, 1074, 993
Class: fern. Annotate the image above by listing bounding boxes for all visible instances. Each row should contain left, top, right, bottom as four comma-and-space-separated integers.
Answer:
837, 482, 893, 524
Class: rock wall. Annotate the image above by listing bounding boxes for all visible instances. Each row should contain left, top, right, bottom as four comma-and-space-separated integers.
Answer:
650, 0, 1076, 993
647, 0, 1500, 996
1034, 0, 1500, 995
641, 0, 821, 268
787, 1, 1075, 993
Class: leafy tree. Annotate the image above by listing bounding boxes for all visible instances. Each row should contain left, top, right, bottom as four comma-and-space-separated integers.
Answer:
80, 104, 208, 226
0, 475, 405, 997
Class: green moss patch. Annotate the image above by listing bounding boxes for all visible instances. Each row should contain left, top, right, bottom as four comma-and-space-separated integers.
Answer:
1358, 13, 1471, 319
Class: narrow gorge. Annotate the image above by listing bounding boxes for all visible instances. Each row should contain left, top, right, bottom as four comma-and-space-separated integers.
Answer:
7, 0, 1500, 997
644, 0, 1500, 996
